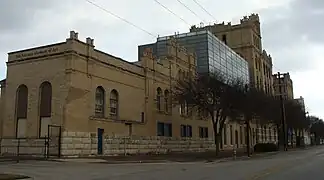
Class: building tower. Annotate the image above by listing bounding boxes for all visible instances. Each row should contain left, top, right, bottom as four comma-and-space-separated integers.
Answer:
273, 72, 294, 100
190, 14, 273, 95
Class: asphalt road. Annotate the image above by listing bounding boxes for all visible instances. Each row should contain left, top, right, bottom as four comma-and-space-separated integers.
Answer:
0, 146, 324, 180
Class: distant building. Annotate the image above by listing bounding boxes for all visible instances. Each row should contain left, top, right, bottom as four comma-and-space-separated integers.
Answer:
139, 30, 250, 84
190, 13, 273, 95
272, 72, 294, 100
294, 96, 305, 111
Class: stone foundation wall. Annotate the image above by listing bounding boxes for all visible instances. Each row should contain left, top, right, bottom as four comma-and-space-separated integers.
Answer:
0, 138, 50, 156
61, 131, 216, 156
1, 131, 262, 157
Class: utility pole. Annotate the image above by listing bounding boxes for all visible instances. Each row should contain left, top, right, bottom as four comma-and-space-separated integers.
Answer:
277, 72, 288, 151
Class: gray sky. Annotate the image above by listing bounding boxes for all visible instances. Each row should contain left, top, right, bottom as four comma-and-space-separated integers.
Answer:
1, 0, 323, 118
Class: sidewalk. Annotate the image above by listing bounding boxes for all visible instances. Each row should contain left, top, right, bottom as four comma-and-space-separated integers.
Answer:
53, 146, 317, 164
53, 149, 250, 164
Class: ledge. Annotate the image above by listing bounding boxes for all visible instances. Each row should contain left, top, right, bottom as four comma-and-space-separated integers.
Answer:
89, 116, 143, 124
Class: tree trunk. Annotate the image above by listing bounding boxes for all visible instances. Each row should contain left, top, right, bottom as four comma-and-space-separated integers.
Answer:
245, 119, 251, 157
215, 133, 221, 156
213, 123, 220, 156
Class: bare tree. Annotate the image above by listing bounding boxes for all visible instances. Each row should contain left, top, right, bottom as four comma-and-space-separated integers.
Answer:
231, 84, 271, 156
259, 95, 283, 148
285, 100, 309, 146
309, 116, 324, 144
172, 72, 242, 156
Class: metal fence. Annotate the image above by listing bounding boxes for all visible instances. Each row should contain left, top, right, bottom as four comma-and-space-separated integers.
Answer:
0, 125, 61, 162
0, 137, 47, 162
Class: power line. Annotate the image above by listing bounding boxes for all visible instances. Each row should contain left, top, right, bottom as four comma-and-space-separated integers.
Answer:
85, 0, 156, 38
152, 0, 191, 26
176, 0, 207, 24
192, 0, 217, 22
87, 0, 285, 78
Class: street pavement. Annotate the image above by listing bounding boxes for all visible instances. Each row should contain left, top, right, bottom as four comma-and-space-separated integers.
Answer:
0, 146, 323, 180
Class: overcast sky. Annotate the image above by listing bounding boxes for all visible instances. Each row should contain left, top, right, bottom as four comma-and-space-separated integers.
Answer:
0, 0, 323, 118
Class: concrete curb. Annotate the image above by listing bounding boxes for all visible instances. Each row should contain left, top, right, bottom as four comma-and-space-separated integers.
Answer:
24, 146, 321, 165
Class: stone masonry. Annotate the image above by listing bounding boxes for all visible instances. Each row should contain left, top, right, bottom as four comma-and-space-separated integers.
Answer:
58, 131, 218, 156
60, 131, 216, 156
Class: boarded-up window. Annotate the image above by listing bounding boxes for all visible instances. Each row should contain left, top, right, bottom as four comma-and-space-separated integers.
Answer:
17, 118, 27, 138
40, 117, 51, 138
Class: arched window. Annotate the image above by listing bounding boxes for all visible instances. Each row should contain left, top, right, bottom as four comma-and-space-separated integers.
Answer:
39, 82, 52, 117
110, 89, 118, 116
95, 86, 105, 117
39, 81, 52, 137
16, 84, 28, 138
164, 90, 169, 113
156, 87, 162, 111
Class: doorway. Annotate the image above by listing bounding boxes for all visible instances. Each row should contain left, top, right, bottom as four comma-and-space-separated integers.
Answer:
97, 128, 104, 155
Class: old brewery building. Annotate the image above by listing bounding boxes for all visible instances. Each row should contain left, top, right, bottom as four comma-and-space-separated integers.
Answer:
0, 14, 278, 156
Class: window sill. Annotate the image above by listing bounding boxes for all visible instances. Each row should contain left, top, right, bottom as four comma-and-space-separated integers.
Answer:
90, 116, 119, 122
157, 110, 172, 116
89, 116, 143, 124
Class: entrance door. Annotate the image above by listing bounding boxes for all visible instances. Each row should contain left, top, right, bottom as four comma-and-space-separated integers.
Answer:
97, 128, 104, 155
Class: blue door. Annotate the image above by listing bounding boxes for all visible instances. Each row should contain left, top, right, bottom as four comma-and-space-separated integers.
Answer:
97, 128, 104, 155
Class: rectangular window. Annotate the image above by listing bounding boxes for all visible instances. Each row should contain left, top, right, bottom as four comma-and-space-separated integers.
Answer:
199, 127, 208, 138
180, 125, 192, 137
179, 101, 189, 116
187, 125, 192, 137
222, 34, 227, 45
181, 125, 186, 137
157, 122, 164, 136
157, 122, 172, 137
164, 123, 172, 137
